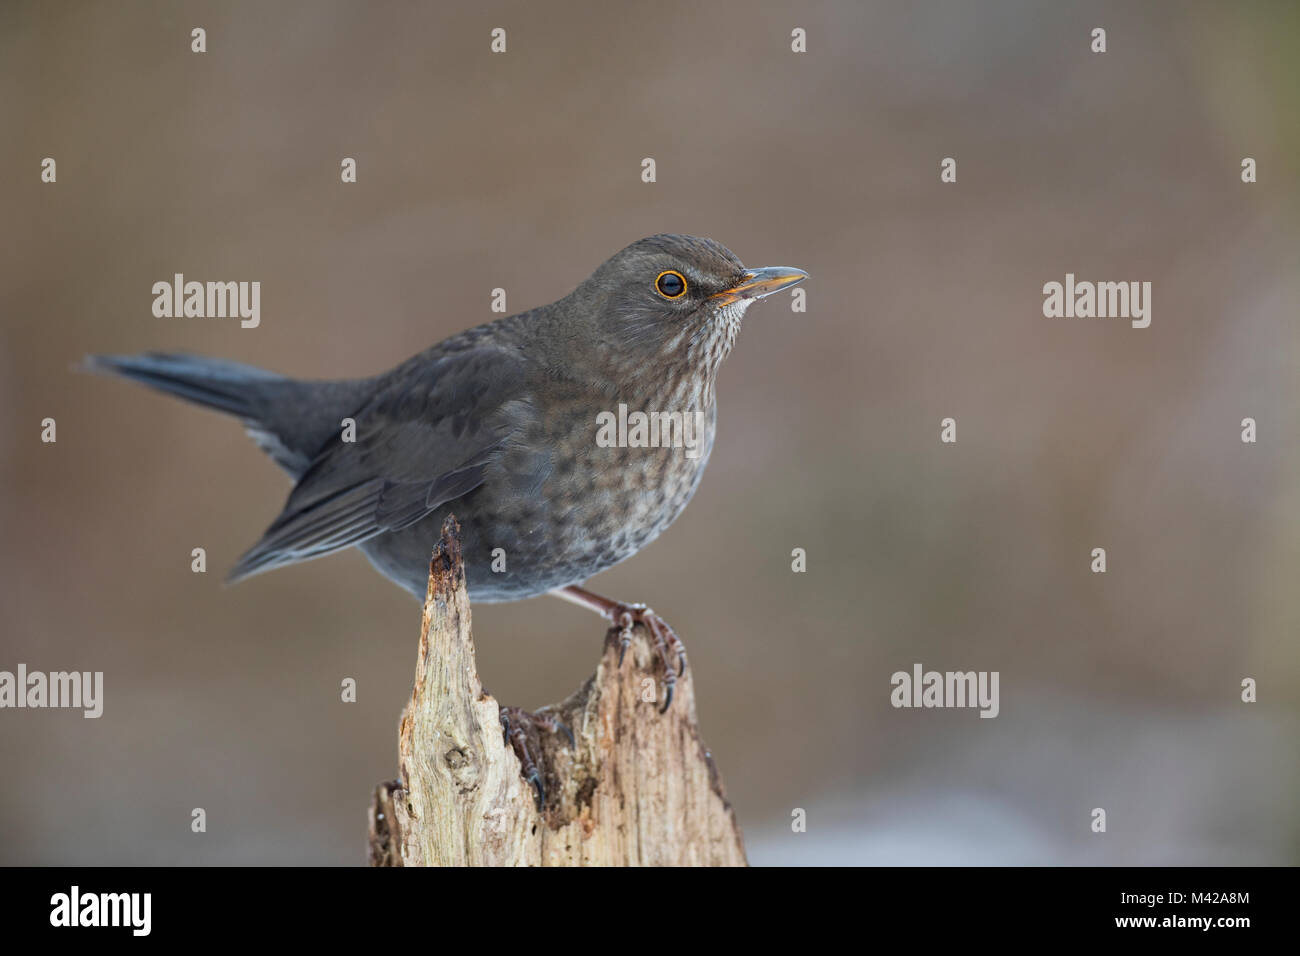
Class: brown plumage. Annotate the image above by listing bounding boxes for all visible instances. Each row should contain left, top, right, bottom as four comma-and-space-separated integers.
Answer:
87, 234, 807, 606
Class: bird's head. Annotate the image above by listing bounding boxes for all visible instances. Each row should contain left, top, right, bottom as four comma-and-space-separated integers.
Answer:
564, 234, 807, 386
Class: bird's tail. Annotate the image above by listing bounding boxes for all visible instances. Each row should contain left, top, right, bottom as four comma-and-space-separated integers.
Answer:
82, 351, 364, 477
82, 352, 284, 421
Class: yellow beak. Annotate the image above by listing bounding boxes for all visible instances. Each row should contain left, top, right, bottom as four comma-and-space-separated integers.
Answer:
710, 267, 809, 306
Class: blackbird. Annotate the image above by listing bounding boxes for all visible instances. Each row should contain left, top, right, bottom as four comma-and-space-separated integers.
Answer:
87, 234, 806, 718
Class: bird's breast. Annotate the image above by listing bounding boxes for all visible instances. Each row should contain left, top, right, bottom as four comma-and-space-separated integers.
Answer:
473, 385, 716, 582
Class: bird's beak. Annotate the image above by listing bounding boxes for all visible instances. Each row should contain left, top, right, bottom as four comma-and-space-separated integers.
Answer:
711, 267, 809, 306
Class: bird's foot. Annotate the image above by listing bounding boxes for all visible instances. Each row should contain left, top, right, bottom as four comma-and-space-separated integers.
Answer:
550, 585, 689, 713
499, 706, 574, 809
605, 603, 688, 713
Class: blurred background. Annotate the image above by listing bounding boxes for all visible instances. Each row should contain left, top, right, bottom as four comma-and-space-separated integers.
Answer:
2, 0, 1297, 865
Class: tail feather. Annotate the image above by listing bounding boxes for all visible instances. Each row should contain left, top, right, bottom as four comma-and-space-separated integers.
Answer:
85, 350, 374, 482
84, 350, 381, 583
82, 352, 283, 421
83, 350, 332, 477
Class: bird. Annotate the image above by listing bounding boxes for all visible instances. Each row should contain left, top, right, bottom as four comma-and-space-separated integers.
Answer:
86, 234, 807, 717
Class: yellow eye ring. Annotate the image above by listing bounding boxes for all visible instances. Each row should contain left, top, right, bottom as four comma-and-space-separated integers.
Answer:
655, 270, 687, 299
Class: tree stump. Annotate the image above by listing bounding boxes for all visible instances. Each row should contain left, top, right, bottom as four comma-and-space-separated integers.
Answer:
367, 516, 747, 866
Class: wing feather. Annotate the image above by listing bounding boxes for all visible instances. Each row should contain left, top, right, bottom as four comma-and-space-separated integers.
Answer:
227, 345, 529, 583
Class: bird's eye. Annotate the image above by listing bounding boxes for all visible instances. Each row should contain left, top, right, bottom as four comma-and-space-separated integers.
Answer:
655, 270, 687, 299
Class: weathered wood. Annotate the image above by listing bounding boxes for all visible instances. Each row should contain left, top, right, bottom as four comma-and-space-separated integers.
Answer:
367, 515, 747, 866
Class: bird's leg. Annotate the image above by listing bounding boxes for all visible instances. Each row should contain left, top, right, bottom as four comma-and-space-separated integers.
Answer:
499, 706, 574, 809
550, 584, 688, 713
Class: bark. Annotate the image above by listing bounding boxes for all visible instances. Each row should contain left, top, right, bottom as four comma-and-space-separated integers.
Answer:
367, 515, 747, 866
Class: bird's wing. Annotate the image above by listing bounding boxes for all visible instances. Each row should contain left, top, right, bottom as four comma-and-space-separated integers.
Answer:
227, 345, 536, 583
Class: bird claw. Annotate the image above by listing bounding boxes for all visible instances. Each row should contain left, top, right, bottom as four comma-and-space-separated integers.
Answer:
604, 603, 688, 712
554, 718, 576, 749
524, 768, 544, 809
500, 706, 573, 808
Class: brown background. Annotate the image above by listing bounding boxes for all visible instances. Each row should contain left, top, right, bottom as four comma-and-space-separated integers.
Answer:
2, 0, 1297, 864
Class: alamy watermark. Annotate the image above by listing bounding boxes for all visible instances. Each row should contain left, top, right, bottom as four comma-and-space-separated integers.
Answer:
152, 273, 260, 328
595, 403, 707, 459
891, 663, 999, 718
50, 886, 150, 936
1042, 273, 1151, 328
0, 664, 103, 718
